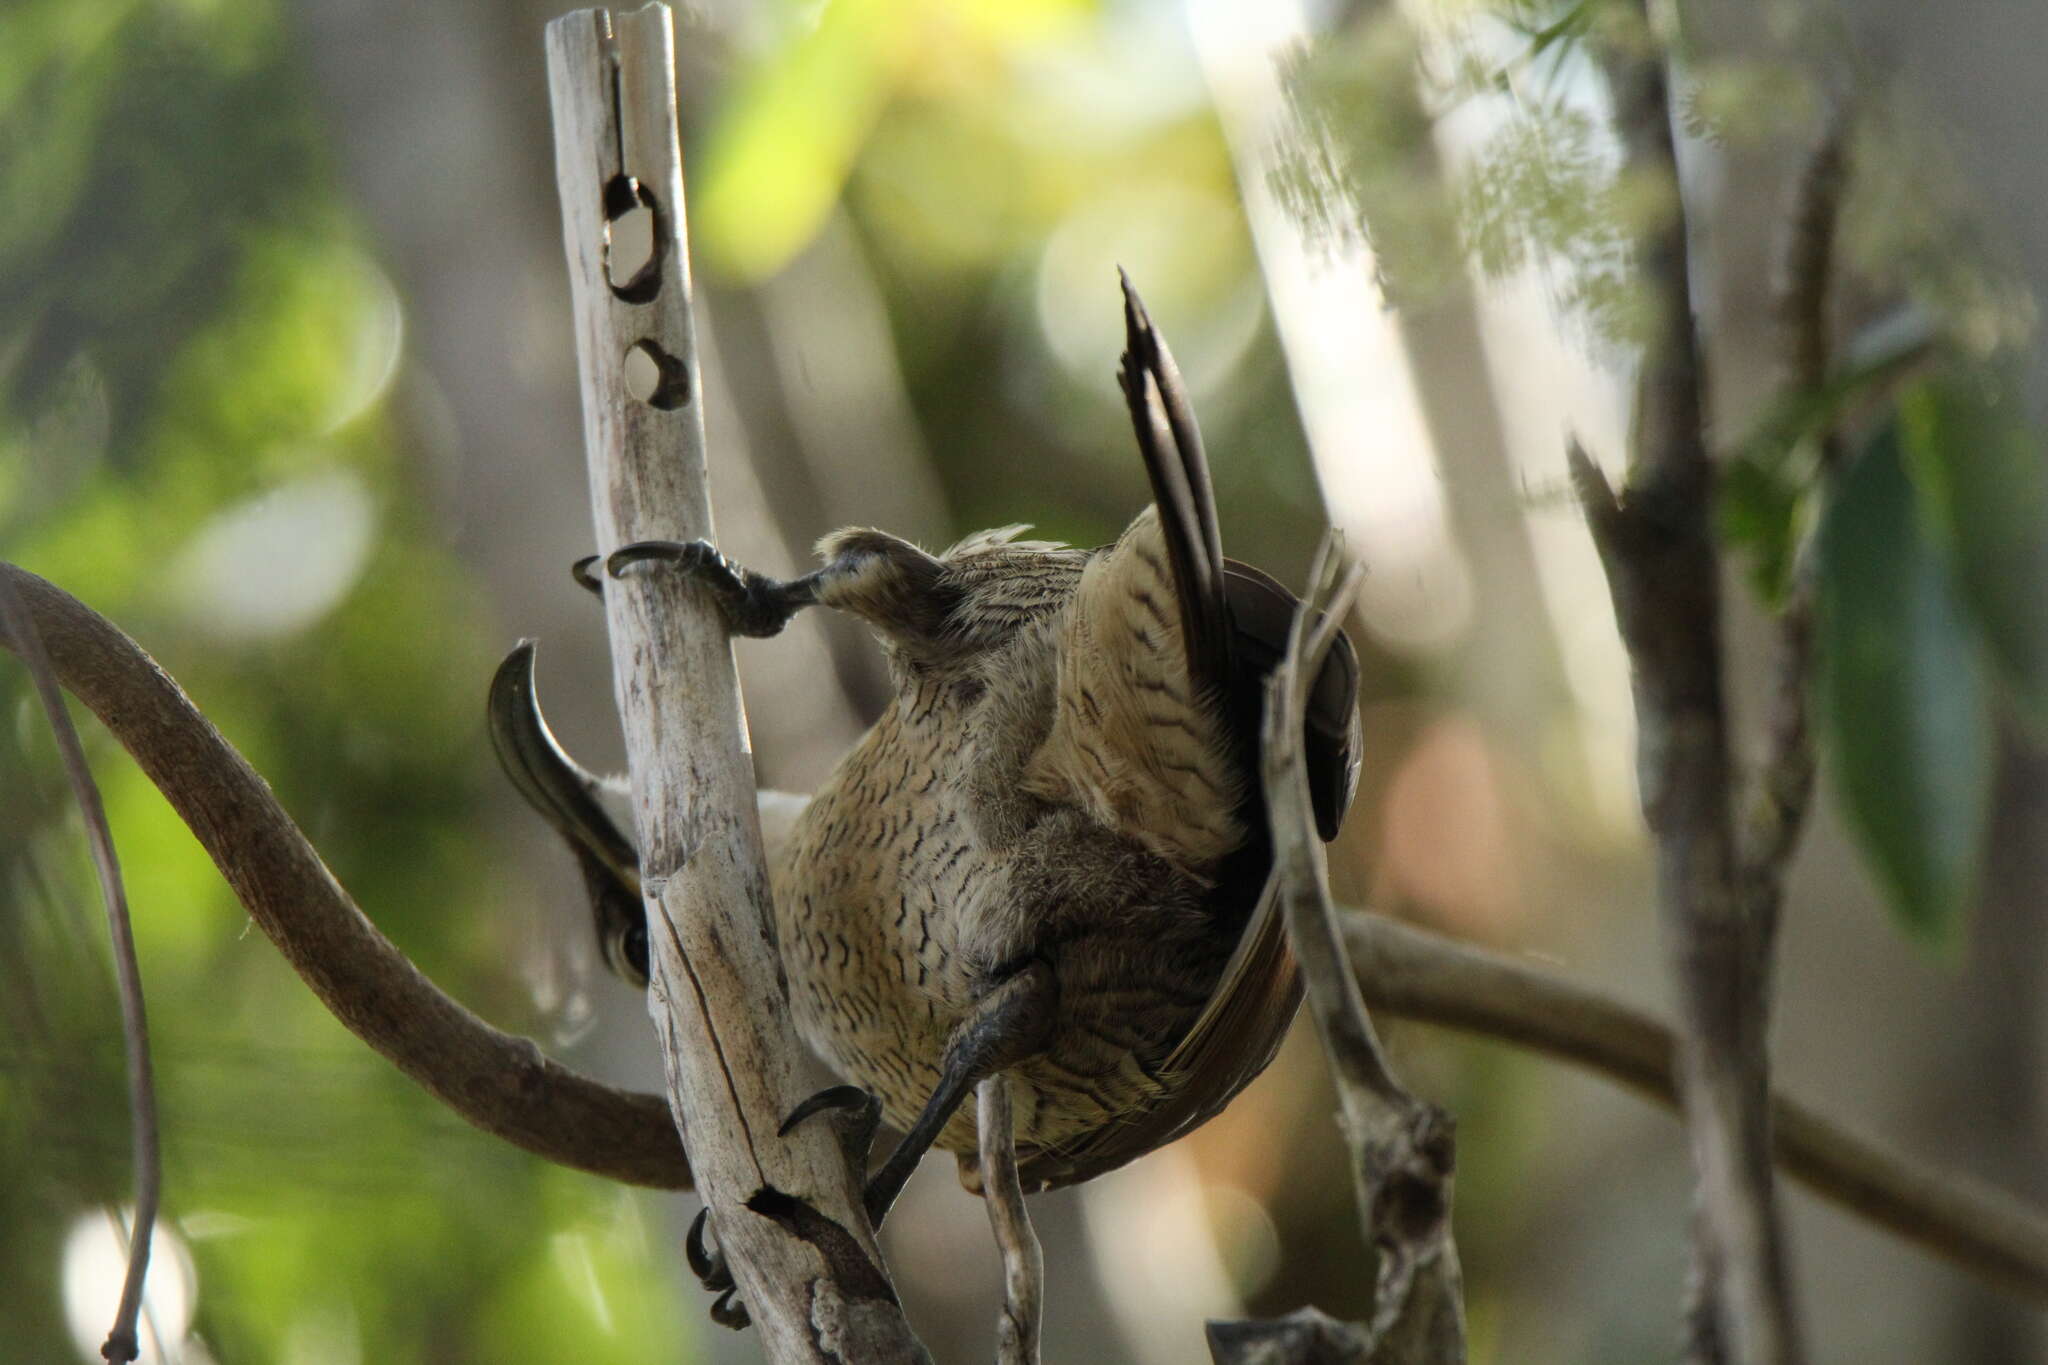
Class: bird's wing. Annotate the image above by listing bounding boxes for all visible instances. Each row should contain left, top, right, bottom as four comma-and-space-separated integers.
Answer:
1013, 866, 1301, 1192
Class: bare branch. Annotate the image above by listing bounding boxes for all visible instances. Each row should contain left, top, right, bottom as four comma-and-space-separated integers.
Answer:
1590, 8, 1806, 1356
1741, 111, 1853, 958
0, 562, 691, 1189
544, 9, 924, 1359
1256, 536, 1464, 1362
6, 561, 2041, 1312
977, 1075, 1042, 1365
1776, 111, 1851, 425
0, 571, 159, 1364
1342, 912, 2048, 1304
1209, 1307, 1371, 1365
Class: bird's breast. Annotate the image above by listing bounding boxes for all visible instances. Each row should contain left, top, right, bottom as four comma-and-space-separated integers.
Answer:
772, 684, 1229, 1163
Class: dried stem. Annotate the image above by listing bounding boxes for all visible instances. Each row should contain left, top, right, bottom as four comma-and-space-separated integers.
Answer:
1741, 112, 1852, 965
1254, 535, 1465, 1362
0, 571, 159, 1364
545, 8, 924, 1359
977, 1075, 1042, 1365
6, 564, 2043, 1327
1586, 8, 1805, 1358
1343, 912, 2048, 1303
0, 563, 692, 1184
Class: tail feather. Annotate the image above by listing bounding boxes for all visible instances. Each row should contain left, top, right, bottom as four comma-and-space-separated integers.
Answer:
1117, 270, 1230, 701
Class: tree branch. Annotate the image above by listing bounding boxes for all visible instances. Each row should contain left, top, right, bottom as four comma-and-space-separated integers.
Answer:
1589, 9, 1805, 1358
977, 1075, 1042, 1365
6, 561, 2041, 1321
543, 8, 924, 1360
0, 562, 691, 1187
1741, 111, 1851, 957
1342, 912, 2048, 1303
1252, 541, 1465, 1362
0, 572, 158, 1364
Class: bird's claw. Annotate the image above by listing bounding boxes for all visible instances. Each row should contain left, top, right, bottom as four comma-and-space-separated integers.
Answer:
781, 1084, 893, 1223
603, 539, 810, 637
687, 1207, 751, 1331
781, 1084, 883, 1153
679, 1088, 881, 1335
709, 1288, 751, 1331
686, 1206, 734, 1291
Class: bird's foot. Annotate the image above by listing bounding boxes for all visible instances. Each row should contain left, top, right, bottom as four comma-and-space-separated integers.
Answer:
685, 1208, 751, 1331
681, 1085, 882, 1333
604, 539, 819, 637
780, 1084, 890, 1225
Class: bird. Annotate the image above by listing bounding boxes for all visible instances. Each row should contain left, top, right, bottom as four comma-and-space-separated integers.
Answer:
490, 273, 1360, 1329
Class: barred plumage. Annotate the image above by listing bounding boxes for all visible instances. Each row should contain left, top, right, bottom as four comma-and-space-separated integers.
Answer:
489, 276, 1361, 1289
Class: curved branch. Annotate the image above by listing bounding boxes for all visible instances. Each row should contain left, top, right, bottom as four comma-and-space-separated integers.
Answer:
1261, 544, 1464, 1356
7, 558, 2043, 1304
1344, 913, 2048, 1303
0, 562, 691, 1191
0, 572, 160, 1364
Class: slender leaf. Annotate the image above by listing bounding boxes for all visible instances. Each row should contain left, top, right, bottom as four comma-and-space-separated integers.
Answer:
1816, 424, 1993, 948
1719, 306, 1936, 606
1717, 446, 1807, 605
1899, 369, 2048, 730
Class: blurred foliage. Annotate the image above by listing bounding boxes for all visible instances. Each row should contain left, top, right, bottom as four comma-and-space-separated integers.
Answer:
1806, 361, 2048, 947
1276, 0, 2045, 953
1815, 420, 1994, 948
0, 1, 688, 1361
1268, 0, 1657, 346
5, 0, 2040, 1354
771, 0, 1328, 558
1900, 368, 2048, 730
697, 0, 1093, 281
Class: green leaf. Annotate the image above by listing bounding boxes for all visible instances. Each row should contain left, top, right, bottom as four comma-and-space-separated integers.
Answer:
1717, 450, 1804, 605
1719, 307, 1937, 607
1816, 423, 1993, 949
1898, 369, 2048, 730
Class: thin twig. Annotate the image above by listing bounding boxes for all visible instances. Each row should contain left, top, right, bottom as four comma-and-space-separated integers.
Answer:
0, 570, 158, 1364
6, 562, 2044, 1308
1741, 112, 1853, 967
1208, 1307, 1371, 1365
1589, 7, 1806, 1357
0, 562, 692, 1189
977, 1075, 1042, 1365
1341, 911, 2048, 1303
1775, 111, 1851, 439
1259, 533, 1464, 1361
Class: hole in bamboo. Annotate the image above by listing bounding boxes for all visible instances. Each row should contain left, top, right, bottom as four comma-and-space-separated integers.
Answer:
625, 340, 690, 409
602, 175, 663, 303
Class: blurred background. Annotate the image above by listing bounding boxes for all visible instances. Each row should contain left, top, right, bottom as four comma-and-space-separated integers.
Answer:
2, 0, 2043, 1361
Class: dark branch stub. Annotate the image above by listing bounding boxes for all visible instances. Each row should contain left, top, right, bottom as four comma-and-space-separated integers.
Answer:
1208, 1308, 1373, 1365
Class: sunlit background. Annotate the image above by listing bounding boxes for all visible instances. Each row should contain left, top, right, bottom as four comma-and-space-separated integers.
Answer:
3, 0, 2042, 1361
